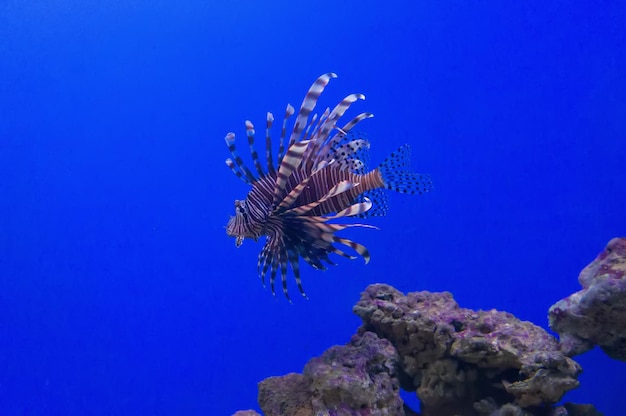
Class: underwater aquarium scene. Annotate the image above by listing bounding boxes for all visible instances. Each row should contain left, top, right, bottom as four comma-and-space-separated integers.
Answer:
1, 0, 625, 415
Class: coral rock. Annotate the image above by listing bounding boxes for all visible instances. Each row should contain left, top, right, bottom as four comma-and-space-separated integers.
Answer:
549, 237, 626, 360
258, 331, 404, 416
354, 284, 581, 414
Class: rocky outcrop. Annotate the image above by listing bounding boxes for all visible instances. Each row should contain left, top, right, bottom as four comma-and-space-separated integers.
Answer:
354, 285, 582, 415
549, 237, 626, 360
258, 331, 403, 416
233, 237, 626, 416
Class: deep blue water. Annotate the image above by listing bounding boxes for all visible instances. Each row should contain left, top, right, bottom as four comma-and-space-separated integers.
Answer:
1, 1, 625, 415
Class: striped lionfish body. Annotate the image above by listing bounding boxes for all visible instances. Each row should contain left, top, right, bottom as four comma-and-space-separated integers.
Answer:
225, 73, 432, 300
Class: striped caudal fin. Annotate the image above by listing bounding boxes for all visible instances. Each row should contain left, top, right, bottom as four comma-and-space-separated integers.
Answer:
245, 121, 264, 177
225, 133, 256, 184
288, 73, 337, 149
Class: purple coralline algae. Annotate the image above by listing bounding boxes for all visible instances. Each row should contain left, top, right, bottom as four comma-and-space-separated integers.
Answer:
257, 331, 404, 416
549, 237, 626, 360
353, 284, 582, 415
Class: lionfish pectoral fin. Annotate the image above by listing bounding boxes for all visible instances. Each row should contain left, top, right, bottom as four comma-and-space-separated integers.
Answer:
320, 233, 371, 264
288, 73, 337, 148
260, 237, 294, 301
328, 246, 358, 260
335, 237, 371, 264
278, 246, 292, 303
286, 180, 358, 216
321, 198, 373, 221
287, 248, 307, 299
258, 243, 272, 287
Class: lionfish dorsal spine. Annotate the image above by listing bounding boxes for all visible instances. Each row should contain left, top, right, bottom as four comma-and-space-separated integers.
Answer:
316, 93, 365, 145
307, 100, 366, 165
265, 112, 276, 175
277, 104, 295, 164
302, 107, 331, 161
225, 132, 256, 184
271, 139, 311, 207
287, 73, 337, 148
301, 113, 318, 142
245, 120, 265, 177
313, 112, 374, 165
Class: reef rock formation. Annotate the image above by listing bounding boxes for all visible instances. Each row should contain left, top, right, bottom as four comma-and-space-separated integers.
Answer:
235, 281, 609, 416
549, 237, 626, 360
257, 331, 404, 416
353, 284, 582, 415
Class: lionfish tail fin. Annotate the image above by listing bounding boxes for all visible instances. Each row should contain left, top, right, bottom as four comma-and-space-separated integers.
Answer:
378, 144, 433, 195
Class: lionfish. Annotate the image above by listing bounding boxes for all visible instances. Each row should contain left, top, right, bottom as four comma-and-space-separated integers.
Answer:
225, 73, 432, 300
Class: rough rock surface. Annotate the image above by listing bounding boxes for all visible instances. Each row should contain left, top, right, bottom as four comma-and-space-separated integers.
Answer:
257, 331, 404, 416
232, 411, 262, 416
353, 284, 582, 414
473, 400, 603, 416
549, 237, 626, 360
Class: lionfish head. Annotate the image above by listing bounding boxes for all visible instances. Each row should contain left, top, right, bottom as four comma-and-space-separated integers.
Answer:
225, 199, 258, 247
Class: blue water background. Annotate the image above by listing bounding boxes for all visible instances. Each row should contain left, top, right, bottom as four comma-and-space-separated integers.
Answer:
1, 1, 625, 414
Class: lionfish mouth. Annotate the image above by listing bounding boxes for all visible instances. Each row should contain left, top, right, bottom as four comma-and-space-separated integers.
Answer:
225, 216, 246, 247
